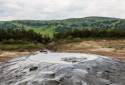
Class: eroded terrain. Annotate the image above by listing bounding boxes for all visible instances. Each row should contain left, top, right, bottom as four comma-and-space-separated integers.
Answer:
48, 39, 125, 61
0, 51, 125, 85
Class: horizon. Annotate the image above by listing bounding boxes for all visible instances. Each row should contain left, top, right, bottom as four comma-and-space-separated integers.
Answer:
0, 16, 123, 21
0, 0, 125, 21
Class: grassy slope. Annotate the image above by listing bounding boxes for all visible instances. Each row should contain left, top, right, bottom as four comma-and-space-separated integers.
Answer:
0, 16, 125, 37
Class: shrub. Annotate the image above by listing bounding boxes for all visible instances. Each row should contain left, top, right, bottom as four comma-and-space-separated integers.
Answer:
56, 38, 82, 43
0, 43, 45, 51
72, 38, 82, 42
1, 39, 29, 44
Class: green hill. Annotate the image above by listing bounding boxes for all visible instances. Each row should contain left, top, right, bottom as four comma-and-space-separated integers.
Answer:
0, 16, 125, 37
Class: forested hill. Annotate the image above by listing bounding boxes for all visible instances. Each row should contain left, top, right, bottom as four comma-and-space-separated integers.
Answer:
0, 16, 125, 36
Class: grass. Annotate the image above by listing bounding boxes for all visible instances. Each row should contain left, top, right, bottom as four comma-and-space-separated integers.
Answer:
54, 37, 125, 45
56, 38, 82, 43
79, 37, 125, 41
107, 44, 125, 50
0, 43, 45, 51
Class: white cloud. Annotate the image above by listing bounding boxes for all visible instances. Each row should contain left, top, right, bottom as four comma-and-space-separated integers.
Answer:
0, 0, 125, 21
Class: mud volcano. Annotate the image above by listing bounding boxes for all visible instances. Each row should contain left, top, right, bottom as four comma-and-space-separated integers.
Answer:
0, 51, 125, 85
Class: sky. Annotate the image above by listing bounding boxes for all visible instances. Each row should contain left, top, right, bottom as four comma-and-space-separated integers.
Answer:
0, 0, 125, 21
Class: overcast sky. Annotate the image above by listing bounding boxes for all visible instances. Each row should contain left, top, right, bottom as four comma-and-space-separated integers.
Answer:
0, 0, 125, 21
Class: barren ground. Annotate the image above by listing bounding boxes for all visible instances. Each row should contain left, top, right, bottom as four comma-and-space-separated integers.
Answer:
0, 39, 125, 62
0, 51, 34, 62
49, 39, 125, 62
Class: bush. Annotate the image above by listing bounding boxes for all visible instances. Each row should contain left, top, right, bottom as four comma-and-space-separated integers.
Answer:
56, 38, 82, 43
72, 38, 82, 42
0, 43, 45, 51
1, 39, 29, 44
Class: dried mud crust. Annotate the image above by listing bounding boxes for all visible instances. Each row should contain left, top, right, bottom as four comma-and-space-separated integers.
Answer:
0, 52, 125, 85
50, 39, 125, 62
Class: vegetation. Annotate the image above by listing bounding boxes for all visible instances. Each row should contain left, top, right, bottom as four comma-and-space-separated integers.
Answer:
1, 16, 125, 37
0, 28, 51, 44
53, 29, 125, 41
0, 42, 44, 51
0, 28, 51, 51
0, 16, 125, 51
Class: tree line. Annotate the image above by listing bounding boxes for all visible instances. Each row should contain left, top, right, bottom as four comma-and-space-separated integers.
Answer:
1, 28, 125, 44
54, 29, 125, 40
0, 28, 51, 44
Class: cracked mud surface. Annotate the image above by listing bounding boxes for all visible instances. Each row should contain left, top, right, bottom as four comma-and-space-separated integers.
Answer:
0, 51, 125, 85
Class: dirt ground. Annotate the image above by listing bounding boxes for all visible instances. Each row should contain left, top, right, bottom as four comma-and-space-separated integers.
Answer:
0, 51, 35, 62
50, 39, 125, 62
0, 39, 125, 62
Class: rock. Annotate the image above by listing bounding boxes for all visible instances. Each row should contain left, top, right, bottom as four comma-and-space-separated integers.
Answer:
31, 81, 41, 85
38, 72, 55, 78
18, 81, 28, 85
39, 50, 48, 54
29, 66, 38, 71
44, 79, 60, 85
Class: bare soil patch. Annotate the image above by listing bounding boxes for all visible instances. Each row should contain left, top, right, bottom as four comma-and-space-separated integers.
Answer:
1, 39, 125, 62
0, 51, 35, 62
48, 39, 125, 62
